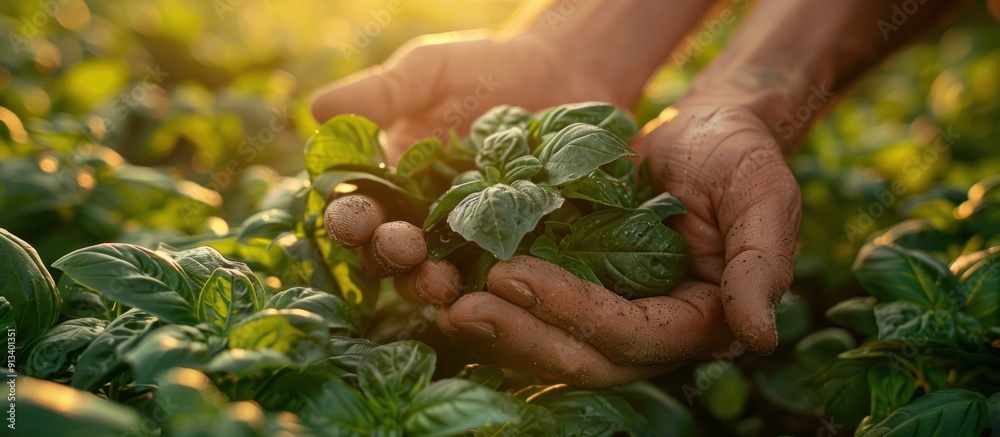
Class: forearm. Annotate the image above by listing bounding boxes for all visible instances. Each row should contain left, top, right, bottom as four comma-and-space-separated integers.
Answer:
689, 0, 958, 150
523, 0, 718, 106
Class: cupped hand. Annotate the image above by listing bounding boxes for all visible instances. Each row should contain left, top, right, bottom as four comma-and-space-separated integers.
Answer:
310, 31, 630, 163
435, 99, 802, 388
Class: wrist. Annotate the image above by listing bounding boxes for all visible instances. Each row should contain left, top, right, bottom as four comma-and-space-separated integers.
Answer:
683, 62, 837, 153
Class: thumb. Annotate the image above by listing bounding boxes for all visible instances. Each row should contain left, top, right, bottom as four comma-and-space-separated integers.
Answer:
310, 49, 442, 126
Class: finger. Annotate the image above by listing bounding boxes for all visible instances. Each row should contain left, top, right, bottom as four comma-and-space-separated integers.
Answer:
310, 46, 443, 126
718, 145, 802, 355
368, 221, 427, 276
437, 292, 667, 389
324, 195, 385, 248
394, 259, 462, 305
486, 256, 734, 366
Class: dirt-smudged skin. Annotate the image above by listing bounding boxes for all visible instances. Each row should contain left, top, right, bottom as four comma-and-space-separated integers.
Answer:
325, 195, 385, 248
371, 221, 427, 276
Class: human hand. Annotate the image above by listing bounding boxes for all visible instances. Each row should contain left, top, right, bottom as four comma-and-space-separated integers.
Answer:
310, 31, 631, 163
434, 97, 802, 388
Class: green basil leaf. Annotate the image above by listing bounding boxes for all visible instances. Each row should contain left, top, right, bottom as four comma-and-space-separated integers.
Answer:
530, 102, 638, 143
476, 127, 530, 173
455, 364, 505, 390
397, 137, 444, 178
794, 328, 856, 371
534, 124, 637, 186
357, 341, 436, 416
235, 209, 295, 244
610, 381, 695, 437
197, 267, 260, 332
58, 275, 112, 320
866, 363, 916, 426
53, 243, 199, 324
123, 325, 217, 385
163, 245, 267, 311
561, 170, 636, 208
265, 287, 361, 333
825, 296, 879, 337
203, 348, 293, 375
424, 179, 490, 230
313, 169, 427, 205
17, 377, 143, 436
852, 243, 959, 310
0, 228, 61, 346
0, 297, 12, 332
872, 219, 957, 255
227, 308, 331, 364
503, 155, 543, 182
452, 169, 484, 186
476, 393, 558, 436
425, 224, 469, 261
562, 209, 689, 298
801, 359, 873, 426
860, 389, 990, 437
639, 192, 688, 220
22, 317, 108, 380
448, 180, 563, 260
72, 309, 159, 391
295, 336, 381, 388
754, 365, 818, 416
304, 115, 385, 179
404, 379, 516, 435
300, 377, 378, 434
465, 250, 500, 294
554, 255, 602, 285
988, 392, 1000, 435
692, 361, 750, 422
528, 235, 560, 263
470, 105, 532, 150
532, 390, 637, 436
873, 301, 957, 344
958, 248, 1000, 327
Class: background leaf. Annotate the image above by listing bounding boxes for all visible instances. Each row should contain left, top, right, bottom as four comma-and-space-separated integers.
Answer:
0, 228, 61, 346
54, 243, 199, 324
265, 287, 361, 333
404, 378, 516, 436
860, 389, 990, 437
72, 308, 159, 391
304, 115, 385, 179
197, 267, 260, 332
852, 244, 959, 310
357, 341, 437, 417
21, 317, 108, 380
227, 308, 331, 364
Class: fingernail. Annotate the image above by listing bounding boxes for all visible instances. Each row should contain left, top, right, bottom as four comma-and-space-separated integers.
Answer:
496, 279, 537, 307
454, 321, 497, 339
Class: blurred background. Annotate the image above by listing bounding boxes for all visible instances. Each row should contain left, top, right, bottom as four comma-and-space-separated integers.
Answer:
1, 0, 998, 434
